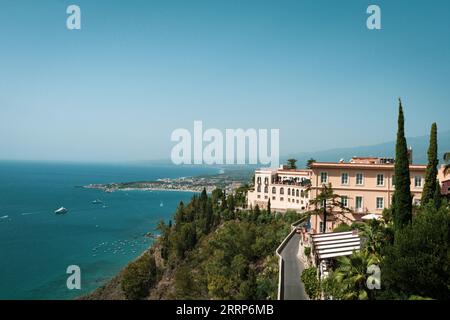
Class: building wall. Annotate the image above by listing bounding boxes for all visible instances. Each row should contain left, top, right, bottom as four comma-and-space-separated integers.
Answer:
247, 169, 311, 212
248, 185, 310, 212
309, 162, 426, 233
247, 161, 429, 228
438, 165, 449, 195
442, 180, 450, 196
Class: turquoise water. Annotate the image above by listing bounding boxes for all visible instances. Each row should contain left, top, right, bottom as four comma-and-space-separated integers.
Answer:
0, 161, 216, 299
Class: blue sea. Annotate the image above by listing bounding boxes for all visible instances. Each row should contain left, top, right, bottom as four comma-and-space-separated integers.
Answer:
0, 161, 217, 300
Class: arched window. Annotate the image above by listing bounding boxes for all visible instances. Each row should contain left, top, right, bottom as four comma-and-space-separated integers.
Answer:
288, 188, 291, 196
280, 188, 284, 195
257, 185, 261, 192
296, 189, 299, 197
264, 186, 268, 193
301, 190, 304, 198
272, 187, 276, 194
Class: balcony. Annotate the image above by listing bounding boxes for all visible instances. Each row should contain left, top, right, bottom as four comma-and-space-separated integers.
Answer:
271, 178, 311, 187
346, 207, 366, 214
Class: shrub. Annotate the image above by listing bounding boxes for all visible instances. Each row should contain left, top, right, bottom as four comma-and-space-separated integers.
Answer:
174, 265, 202, 299
121, 251, 158, 300
382, 203, 450, 300
333, 223, 352, 232
301, 267, 321, 300
304, 246, 311, 257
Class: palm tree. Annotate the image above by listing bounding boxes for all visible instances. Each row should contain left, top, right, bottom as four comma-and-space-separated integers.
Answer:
286, 158, 297, 169
444, 152, 450, 175
333, 250, 380, 300
355, 220, 393, 260
308, 183, 352, 232
306, 158, 316, 169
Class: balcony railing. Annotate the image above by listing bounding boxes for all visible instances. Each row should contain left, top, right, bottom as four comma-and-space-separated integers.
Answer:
271, 180, 311, 187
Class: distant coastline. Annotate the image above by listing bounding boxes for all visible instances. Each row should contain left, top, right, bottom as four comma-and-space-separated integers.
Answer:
80, 166, 254, 300
83, 167, 253, 195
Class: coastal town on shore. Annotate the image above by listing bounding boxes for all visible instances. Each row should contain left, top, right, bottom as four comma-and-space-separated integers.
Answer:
84, 168, 252, 195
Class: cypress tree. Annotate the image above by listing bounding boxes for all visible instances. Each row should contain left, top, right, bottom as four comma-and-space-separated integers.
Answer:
421, 123, 438, 205
220, 193, 228, 211
200, 188, 208, 203
204, 198, 214, 234
433, 180, 442, 209
175, 201, 186, 227
392, 100, 412, 229
254, 204, 261, 216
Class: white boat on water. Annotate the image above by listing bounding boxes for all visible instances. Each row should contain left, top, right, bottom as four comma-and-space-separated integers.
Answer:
92, 199, 103, 204
54, 207, 68, 215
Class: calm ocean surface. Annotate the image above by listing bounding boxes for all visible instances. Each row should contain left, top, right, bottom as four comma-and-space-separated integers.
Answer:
0, 161, 217, 300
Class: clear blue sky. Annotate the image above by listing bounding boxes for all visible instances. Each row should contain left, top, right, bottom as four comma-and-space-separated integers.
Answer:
1, 0, 449, 162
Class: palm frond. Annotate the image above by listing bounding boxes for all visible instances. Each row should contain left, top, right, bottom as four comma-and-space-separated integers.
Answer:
444, 163, 450, 176
444, 152, 450, 162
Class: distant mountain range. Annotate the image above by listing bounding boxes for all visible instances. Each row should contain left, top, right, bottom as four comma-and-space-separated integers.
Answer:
131, 130, 450, 170
284, 130, 450, 168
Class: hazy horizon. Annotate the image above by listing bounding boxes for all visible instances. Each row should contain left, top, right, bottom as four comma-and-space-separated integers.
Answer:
1, 128, 448, 164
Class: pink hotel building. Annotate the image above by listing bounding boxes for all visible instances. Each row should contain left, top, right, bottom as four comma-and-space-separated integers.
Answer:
248, 155, 429, 233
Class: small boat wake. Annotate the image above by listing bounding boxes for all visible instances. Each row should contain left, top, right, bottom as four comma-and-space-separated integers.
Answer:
0, 215, 9, 219
21, 211, 43, 216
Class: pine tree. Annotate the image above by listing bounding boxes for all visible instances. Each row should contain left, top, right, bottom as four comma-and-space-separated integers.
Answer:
392, 100, 412, 229
421, 123, 438, 205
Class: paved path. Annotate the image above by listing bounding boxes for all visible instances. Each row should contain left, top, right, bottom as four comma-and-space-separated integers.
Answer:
280, 233, 308, 300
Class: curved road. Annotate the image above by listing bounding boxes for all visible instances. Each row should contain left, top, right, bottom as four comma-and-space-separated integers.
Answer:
280, 233, 308, 300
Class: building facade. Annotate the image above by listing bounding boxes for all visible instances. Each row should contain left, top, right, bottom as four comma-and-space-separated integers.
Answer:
247, 167, 311, 212
438, 164, 450, 197
309, 157, 427, 233
247, 156, 433, 233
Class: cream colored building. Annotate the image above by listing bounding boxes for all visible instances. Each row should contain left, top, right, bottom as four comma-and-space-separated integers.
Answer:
247, 167, 311, 212
309, 157, 427, 233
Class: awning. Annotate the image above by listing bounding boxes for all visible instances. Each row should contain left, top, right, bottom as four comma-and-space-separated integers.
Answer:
311, 231, 361, 260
